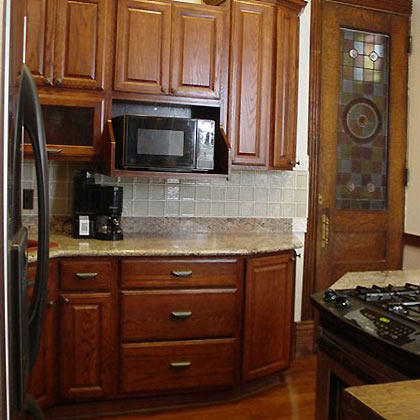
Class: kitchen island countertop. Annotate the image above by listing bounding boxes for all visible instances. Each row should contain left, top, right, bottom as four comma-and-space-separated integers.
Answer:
329, 268, 420, 420
28, 231, 303, 263
331, 268, 420, 290
343, 379, 420, 420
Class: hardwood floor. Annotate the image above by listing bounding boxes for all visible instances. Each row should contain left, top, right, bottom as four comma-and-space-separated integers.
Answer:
99, 355, 316, 420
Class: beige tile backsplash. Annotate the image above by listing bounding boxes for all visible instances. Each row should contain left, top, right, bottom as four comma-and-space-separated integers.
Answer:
22, 161, 309, 219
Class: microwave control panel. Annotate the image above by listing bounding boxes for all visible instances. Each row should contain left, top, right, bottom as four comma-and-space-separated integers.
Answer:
196, 119, 215, 171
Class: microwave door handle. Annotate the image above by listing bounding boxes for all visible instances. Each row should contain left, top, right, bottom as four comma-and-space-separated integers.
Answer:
17, 65, 50, 371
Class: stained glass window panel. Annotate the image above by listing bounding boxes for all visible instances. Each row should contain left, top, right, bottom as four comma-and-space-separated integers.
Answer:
335, 28, 389, 211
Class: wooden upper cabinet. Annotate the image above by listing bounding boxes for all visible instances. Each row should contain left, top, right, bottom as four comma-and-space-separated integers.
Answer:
243, 253, 295, 382
271, 8, 300, 170
54, 0, 108, 90
24, 0, 54, 86
171, 4, 224, 99
114, 0, 171, 94
229, 0, 275, 167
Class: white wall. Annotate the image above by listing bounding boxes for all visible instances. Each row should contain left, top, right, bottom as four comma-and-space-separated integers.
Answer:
406, 0, 420, 237
293, 0, 311, 321
404, 0, 420, 268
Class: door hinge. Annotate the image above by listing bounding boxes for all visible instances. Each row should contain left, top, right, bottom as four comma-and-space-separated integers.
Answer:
408, 36, 413, 55
405, 168, 409, 187
320, 214, 330, 249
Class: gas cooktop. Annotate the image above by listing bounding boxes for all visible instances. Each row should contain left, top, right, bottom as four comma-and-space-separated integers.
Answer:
312, 283, 420, 356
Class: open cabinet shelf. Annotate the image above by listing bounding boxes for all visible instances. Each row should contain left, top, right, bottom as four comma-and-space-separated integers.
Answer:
99, 121, 231, 181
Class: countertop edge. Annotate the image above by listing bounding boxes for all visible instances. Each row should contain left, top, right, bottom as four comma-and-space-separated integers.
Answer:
28, 234, 303, 263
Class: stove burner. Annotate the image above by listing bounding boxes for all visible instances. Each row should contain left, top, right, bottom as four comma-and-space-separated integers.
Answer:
352, 283, 420, 325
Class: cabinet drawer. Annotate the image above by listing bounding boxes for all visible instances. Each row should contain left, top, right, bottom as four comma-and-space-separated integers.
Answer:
121, 258, 239, 288
121, 339, 235, 393
59, 259, 113, 291
121, 289, 237, 341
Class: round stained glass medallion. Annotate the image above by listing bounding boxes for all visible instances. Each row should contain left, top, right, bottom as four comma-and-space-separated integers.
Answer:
367, 183, 376, 193
342, 98, 382, 143
346, 181, 355, 192
349, 48, 358, 59
369, 51, 379, 62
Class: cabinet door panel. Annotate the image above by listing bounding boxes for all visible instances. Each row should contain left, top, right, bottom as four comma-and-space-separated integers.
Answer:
171, 4, 224, 99
243, 253, 295, 381
23, 94, 105, 159
114, 0, 171, 94
27, 263, 57, 408
25, 0, 54, 86
54, 0, 107, 90
229, 1, 274, 166
59, 293, 113, 400
271, 9, 299, 169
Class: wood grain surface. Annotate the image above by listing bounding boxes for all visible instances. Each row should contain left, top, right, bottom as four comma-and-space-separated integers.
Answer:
343, 380, 420, 420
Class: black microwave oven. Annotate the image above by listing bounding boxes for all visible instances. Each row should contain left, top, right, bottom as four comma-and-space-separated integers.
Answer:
112, 115, 215, 172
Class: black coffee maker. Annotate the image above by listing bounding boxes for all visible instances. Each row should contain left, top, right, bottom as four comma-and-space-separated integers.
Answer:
73, 171, 124, 241
73, 170, 96, 238
94, 186, 124, 241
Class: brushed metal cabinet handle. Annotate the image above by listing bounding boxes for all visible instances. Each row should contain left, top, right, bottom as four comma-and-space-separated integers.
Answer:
171, 311, 192, 319
171, 270, 192, 278
169, 361, 191, 369
46, 147, 63, 154
75, 272, 99, 280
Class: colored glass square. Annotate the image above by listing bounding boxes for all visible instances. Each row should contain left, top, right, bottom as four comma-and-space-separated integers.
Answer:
364, 69, 374, 82
354, 41, 364, 54
354, 68, 363, 81
364, 56, 374, 69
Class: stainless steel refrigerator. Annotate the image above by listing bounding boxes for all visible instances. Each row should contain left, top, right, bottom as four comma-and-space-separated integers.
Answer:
1, 0, 50, 418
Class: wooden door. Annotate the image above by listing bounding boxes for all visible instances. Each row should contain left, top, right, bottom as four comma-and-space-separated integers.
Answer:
271, 8, 299, 170
27, 262, 57, 408
229, 0, 274, 167
114, 0, 171, 94
171, 4, 224, 99
24, 0, 55, 87
58, 293, 113, 400
243, 253, 295, 382
315, 3, 408, 291
54, 0, 108, 90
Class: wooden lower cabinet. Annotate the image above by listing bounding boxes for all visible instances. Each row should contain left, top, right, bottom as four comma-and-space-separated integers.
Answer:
243, 253, 295, 381
27, 262, 57, 408
58, 292, 113, 400
29, 252, 295, 417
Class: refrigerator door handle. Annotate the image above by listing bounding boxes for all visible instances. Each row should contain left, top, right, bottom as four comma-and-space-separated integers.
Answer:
15, 64, 49, 371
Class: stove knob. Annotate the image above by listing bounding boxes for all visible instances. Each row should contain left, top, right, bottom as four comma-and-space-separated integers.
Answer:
323, 289, 337, 302
334, 295, 351, 308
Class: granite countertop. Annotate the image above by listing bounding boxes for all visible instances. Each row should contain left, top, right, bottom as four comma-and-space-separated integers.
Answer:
330, 268, 420, 419
343, 380, 420, 420
28, 232, 303, 262
331, 269, 420, 290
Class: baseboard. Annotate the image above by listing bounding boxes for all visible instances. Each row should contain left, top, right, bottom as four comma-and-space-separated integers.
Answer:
294, 320, 315, 357
404, 233, 420, 248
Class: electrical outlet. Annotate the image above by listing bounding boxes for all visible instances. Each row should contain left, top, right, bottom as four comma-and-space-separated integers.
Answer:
23, 189, 34, 210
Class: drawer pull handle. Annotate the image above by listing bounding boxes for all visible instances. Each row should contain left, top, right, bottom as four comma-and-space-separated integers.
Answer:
171, 270, 192, 278
169, 361, 191, 369
75, 272, 99, 280
171, 311, 192, 319
46, 147, 63, 154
